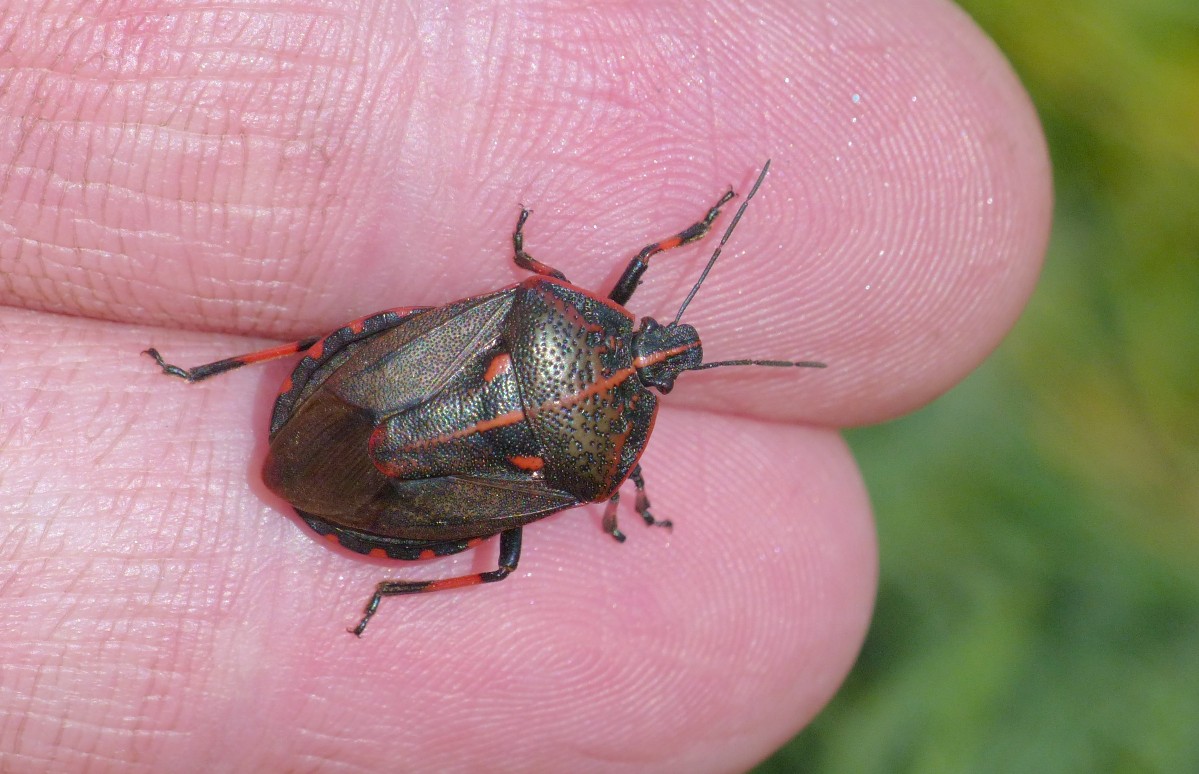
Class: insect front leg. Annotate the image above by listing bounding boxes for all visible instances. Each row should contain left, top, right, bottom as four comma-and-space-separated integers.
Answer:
144, 337, 321, 382
601, 465, 672, 543
350, 527, 524, 637
607, 188, 736, 306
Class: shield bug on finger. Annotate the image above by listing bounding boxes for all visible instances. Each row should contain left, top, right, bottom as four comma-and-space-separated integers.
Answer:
145, 160, 824, 635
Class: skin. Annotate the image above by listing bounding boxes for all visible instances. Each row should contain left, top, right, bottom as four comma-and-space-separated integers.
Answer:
0, 0, 1050, 771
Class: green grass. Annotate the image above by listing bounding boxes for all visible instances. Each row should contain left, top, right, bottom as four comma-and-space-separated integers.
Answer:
761, 1, 1199, 771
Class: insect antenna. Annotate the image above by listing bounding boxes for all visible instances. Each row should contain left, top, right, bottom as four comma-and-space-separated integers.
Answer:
673, 160, 825, 372
672, 159, 773, 326
693, 358, 826, 371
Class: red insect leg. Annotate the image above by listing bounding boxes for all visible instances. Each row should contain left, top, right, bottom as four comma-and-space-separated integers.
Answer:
144, 338, 321, 382
511, 207, 568, 280
350, 527, 524, 636
607, 188, 735, 306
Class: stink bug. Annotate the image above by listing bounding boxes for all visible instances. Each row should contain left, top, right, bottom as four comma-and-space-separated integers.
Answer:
145, 161, 824, 635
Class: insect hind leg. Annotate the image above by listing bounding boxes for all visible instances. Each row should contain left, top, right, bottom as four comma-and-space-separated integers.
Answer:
350, 527, 524, 637
144, 338, 321, 382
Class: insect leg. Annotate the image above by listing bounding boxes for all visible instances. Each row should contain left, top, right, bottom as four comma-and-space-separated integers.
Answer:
601, 465, 672, 543
607, 188, 735, 306
629, 465, 672, 530
143, 337, 321, 382
512, 208, 568, 280
601, 493, 627, 543
350, 527, 524, 637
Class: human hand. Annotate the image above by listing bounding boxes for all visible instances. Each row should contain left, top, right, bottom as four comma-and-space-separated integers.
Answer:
0, 0, 1049, 769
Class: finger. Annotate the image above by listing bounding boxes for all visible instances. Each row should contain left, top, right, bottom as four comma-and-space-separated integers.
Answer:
0, 0, 1035, 771
0, 307, 871, 770
2, 0, 1047, 429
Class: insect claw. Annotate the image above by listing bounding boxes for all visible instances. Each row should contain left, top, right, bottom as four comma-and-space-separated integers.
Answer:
143, 348, 196, 381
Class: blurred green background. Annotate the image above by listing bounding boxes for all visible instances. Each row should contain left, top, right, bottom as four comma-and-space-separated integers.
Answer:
761, 1, 1199, 771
